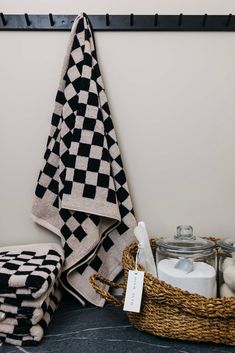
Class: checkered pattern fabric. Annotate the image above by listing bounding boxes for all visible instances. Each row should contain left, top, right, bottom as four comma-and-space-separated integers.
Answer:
0, 280, 60, 325
0, 243, 64, 299
0, 244, 64, 346
0, 285, 62, 346
32, 13, 136, 307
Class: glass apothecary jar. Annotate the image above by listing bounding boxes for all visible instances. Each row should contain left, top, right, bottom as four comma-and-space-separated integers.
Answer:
156, 225, 217, 298
217, 239, 235, 298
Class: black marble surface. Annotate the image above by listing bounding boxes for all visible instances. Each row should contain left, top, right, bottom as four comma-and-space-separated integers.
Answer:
0, 295, 234, 353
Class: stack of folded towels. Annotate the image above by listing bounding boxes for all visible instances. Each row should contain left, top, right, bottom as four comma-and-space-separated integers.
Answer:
0, 243, 64, 346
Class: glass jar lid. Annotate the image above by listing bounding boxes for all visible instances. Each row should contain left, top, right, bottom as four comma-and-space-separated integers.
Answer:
157, 225, 215, 254
217, 238, 235, 252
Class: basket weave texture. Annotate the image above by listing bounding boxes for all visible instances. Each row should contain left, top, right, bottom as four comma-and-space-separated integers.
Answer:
90, 238, 235, 346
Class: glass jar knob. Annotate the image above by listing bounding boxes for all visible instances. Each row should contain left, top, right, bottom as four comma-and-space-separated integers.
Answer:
175, 225, 196, 240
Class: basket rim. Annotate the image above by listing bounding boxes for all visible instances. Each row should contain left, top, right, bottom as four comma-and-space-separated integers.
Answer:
122, 237, 235, 318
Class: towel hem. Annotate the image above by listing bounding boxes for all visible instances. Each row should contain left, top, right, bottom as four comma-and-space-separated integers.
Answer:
61, 198, 121, 222
31, 214, 60, 237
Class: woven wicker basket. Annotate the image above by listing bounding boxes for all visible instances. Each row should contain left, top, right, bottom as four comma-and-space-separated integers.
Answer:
90, 238, 235, 346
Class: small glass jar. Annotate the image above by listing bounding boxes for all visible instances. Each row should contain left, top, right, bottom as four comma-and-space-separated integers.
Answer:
217, 239, 235, 298
156, 225, 217, 297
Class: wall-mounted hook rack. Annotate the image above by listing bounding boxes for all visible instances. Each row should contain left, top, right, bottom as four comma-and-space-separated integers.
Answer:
24, 13, 31, 26
178, 13, 183, 27
105, 14, 110, 27
154, 14, 158, 27
202, 14, 208, 27
48, 13, 54, 27
0, 12, 7, 26
0, 14, 235, 31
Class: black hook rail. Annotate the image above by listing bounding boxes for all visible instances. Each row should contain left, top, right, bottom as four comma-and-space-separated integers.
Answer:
1, 14, 235, 31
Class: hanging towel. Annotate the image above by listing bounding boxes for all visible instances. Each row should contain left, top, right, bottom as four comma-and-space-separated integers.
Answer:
0, 286, 62, 346
31, 13, 136, 306
0, 243, 64, 299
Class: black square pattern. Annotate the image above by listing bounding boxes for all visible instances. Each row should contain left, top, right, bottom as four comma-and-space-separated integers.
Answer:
83, 184, 96, 199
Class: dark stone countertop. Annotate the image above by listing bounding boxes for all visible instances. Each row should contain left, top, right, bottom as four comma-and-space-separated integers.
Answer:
0, 295, 234, 353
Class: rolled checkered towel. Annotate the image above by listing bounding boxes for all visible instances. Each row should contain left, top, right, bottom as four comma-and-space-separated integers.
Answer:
0, 280, 60, 325
0, 243, 64, 299
31, 13, 136, 306
0, 285, 62, 346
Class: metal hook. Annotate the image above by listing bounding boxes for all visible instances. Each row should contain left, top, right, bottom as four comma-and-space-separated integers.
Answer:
49, 13, 54, 26
226, 13, 232, 27
202, 13, 207, 26
154, 13, 158, 26
130, 13, 134, 26
0, 13, 7, 26
24, 13, 31, 26
105, 13, 110, 26
178, 13, 183, 26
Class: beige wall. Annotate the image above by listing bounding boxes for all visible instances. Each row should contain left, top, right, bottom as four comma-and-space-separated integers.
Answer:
1, 1, 235, 246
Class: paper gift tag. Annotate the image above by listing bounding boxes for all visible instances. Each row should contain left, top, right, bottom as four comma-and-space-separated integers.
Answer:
123, 270, 144, 313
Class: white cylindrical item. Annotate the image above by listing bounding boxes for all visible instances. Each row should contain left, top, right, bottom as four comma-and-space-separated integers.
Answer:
220, 283, 235, 297
223, 265, 235, 291
134, 222, 157, 277
157, 258, 216, 298
222, 257, 235, 271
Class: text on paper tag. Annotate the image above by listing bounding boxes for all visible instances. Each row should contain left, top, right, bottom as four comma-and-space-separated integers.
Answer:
123, 270, 144, 313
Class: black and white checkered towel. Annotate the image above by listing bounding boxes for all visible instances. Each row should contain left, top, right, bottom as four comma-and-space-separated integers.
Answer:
0, 280, 60, 325
0, 243, 64, 299
0, 244, 64, 346
32, 13, 136, 306
0, 285, 62, 346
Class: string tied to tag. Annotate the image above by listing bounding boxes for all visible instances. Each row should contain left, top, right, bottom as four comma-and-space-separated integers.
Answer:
135, 242, 144, 271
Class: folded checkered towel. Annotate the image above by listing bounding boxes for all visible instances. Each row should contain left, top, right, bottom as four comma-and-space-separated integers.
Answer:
0, 285, 62, 346
31, 13, 136, 306
0, 280, 59, 325
0, 243, 64, 299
